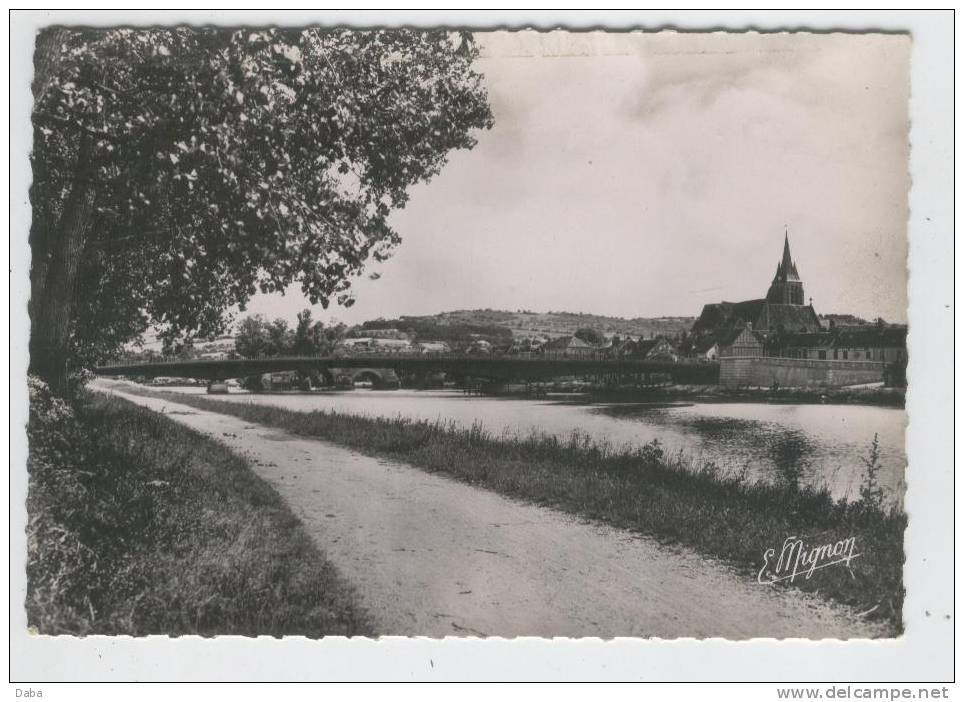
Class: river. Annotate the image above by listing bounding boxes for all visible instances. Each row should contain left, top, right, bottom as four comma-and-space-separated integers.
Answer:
159, 385, 907, 504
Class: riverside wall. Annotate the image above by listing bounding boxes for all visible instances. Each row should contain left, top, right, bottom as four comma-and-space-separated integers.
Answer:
719, 356, 885, 388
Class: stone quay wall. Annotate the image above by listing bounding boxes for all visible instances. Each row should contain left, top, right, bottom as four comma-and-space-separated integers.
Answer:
719, 356, 886, 388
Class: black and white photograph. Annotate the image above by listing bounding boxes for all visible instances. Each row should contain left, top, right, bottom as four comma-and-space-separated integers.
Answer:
8, 8, 955, 687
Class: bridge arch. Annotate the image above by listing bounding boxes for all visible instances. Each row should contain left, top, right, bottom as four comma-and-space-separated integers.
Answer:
349, 368, 400, 389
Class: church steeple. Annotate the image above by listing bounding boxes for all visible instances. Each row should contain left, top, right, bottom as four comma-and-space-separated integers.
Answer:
766, 228, 805, 305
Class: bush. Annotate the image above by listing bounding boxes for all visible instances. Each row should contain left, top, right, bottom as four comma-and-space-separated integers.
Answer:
25, 384, 370, 636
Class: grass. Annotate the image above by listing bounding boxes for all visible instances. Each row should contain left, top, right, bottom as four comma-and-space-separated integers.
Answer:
111, 382, 906, 633
26, 379, 372, 637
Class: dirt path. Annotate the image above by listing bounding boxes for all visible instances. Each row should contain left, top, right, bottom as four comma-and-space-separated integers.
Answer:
95, 381, 886, 639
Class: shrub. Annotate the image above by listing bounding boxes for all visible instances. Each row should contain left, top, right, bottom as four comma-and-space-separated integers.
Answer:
25, 388, 370, 636
859, 433, 885, 510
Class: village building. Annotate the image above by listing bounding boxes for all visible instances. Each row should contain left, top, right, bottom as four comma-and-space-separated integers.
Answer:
717, 324, 765, 358
334, 337, 416, 354
416, 341, 452, 355
631, 336, 679, 363
193, 334, 236, 360
607, 337, 639, 359
832, 325, 907, 363
694, 339, 720, 362
541, 335, 597, 357
773, 331, 831, 359
197, 351, 228, 360
349, 327, 413, 340
780, 324, 908, 362
466, 339, 493, 354
508, 336, 547, 354
613, 336, 680, 362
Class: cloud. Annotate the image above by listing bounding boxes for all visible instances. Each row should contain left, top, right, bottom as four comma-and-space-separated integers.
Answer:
248, 30, 910, 327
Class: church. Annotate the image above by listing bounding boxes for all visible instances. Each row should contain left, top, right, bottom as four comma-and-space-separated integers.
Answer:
690, 230, 908, 386
691, 231, 822, 354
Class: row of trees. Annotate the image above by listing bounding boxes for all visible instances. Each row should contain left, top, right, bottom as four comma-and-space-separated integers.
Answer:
234, 310, 345, 358
28, 27, 493, 392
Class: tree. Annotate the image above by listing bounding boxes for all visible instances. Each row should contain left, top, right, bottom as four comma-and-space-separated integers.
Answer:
234, 315, 269, 358
266, 318, 292, 356
574, 327, 604, 346
291, 310, 345, 356
292, 309, 316, 355
29, 27, 493, 391
320, 321, 346, 353
176, 338, 197, 360
309, 321, 328, 354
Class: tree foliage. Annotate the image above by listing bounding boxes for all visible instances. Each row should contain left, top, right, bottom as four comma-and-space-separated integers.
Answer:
30, 26, 493, 385
234, 309, 343, 358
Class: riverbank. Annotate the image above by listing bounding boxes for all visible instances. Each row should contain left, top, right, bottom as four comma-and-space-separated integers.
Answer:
26, 378, 371, 636
107, 380, 905, 632
392, 379, 904, 407
569, 384, 903, 408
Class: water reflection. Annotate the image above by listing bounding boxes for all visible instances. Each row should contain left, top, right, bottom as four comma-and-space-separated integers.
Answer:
589, 402, 901, 501
767, 432, 814, 490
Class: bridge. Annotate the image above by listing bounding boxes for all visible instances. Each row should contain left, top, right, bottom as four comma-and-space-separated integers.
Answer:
94, 353, 720, 387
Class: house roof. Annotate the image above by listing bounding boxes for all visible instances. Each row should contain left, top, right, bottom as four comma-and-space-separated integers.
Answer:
777, 325, 907, 349
783, 331, 834, 347
758, 303, 822, 333
692, 299, 767, 336
635, 337, 675, 355
635, 339, 659, 355
716, 327, 751, 347
833, 325, 907, 348
340, 337, 412, 348
543, 335, 594, 351
694, 298, 823, 336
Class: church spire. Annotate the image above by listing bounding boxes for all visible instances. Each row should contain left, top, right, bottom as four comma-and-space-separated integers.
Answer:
781, 227, 792, 272
766, 227, 805, 305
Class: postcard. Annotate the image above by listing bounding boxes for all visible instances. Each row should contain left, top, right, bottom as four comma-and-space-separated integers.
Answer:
9, 10, 954, 686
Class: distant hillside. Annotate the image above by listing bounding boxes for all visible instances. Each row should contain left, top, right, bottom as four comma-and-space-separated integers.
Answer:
362, 309, 695, 341
129, 309, 696, 358
437, 309, 694, 339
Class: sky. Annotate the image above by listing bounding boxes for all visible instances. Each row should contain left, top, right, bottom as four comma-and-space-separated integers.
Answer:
243, 30, 911, 329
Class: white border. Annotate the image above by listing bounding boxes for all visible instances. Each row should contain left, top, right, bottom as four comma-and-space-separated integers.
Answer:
6, 9, 955, 683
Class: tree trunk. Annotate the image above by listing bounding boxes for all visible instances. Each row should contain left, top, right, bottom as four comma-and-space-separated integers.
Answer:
29, 134, 96, 394
31, 28, 68, 103
28, 28, 70, 309
28, 27, 93, 394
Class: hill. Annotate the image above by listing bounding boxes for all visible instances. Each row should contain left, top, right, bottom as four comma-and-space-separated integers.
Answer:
361, 309, 695, 342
